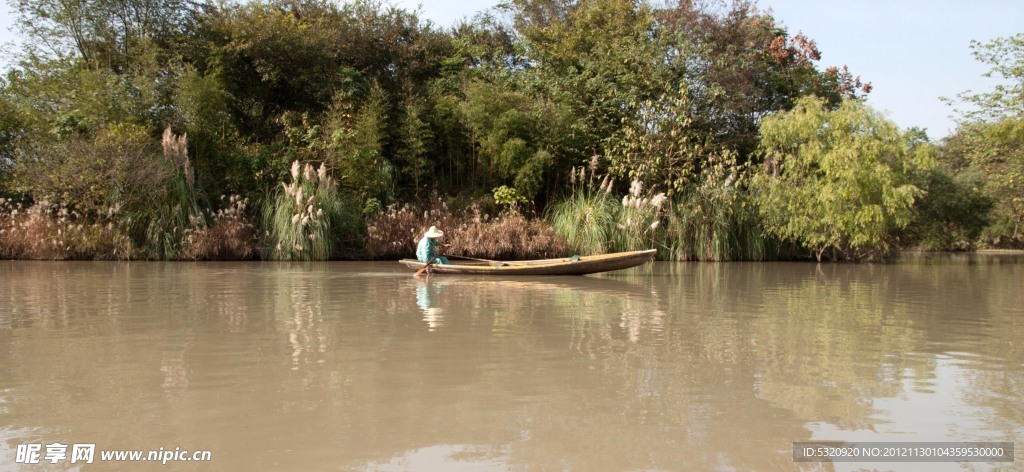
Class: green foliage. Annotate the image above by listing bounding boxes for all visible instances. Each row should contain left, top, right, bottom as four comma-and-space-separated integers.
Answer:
322, 83, 395, 202
395, 98, 433, 196
942, 119, 1024, 244
11, 123, 167, 215
11, 0, 193, 71
510, 0, 662, 153
607, 84, 726, 196
492, 185, 528, 207
904, 165, 992, 250
548, 168, 619, 254
458, 79, 562, 198
942, 34, 1024, 245
665, 166, 768, 262
753, 96, 921, 261
946, 33, 1024, 121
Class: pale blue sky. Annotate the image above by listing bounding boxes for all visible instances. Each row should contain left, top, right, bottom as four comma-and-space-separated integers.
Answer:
3, 0, 1021, 139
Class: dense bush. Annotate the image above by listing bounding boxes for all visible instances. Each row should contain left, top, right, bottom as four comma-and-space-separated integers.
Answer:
0, 199, 132, 260
902, 167, 992, 250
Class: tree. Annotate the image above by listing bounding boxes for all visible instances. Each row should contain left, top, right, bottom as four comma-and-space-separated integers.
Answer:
654, 0, 871, 160
11, 0, 193, 72
458, 79, 561, 199
507, 0, 663, 164
753, 96, 921, 261
947, 33, 1024, 121
606, 83, 731, 196
943, 33, 1024, 244
943, 120, 1024, 243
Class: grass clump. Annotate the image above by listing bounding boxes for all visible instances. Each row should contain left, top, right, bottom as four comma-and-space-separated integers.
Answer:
117, 126, 205, 260
263, 160, 361, 260
549, 164, 768, 261
666, 173, 767, 261
183, 195, 259, 260
548, 167, 619, 255
549, 166, 667, 256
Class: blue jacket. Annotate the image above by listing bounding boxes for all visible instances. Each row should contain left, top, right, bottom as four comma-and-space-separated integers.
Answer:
416, 236, 439, 263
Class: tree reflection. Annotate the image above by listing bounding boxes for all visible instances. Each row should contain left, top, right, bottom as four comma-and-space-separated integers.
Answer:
0, 257, 1022, 471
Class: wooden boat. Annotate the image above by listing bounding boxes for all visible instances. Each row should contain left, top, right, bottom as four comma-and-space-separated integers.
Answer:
399, 249, 657, 276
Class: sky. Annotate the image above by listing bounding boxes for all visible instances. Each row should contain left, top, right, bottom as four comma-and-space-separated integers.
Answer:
2, 0, 1021, 139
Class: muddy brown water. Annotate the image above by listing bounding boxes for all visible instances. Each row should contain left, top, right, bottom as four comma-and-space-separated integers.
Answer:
1, 255, 1022, 471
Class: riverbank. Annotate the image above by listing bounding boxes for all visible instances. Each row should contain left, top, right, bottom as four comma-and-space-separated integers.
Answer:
4, 195, 1018, 262
0, 196, 572, 262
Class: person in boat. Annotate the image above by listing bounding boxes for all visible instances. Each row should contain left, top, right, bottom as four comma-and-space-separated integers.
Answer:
416, 226, 450, 265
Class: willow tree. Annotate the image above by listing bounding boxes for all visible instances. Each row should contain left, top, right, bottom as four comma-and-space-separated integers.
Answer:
753, 96, 921, 261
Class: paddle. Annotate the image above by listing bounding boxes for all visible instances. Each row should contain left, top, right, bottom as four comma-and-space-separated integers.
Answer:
447, 254, 499, 263
448, 254, 511, 268
414, 257, 437, 277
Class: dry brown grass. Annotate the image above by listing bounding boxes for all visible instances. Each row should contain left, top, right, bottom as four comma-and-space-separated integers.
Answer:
0, 199, 132, 260
183, 195, 259, 260
0, 195, 259, 261
366, 199, 569, 260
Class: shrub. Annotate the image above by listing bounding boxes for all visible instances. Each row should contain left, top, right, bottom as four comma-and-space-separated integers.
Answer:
902, 166, 992, 250
365, 201, 457, 259
447, 206, 569, 260
12, 123, 169, 217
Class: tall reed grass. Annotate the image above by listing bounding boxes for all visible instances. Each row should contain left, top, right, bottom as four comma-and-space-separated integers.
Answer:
117, 126, 205, 260
548, 168, 619, 254
665, 183, 767, 261
548, 166, 769, 261
263, 161, 361, 260
548, 167, 667, 255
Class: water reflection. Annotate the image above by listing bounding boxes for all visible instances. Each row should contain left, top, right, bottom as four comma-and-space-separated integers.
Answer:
415, 280, 445, 331
0, 257, 1021, 471
365, 444, 510, 471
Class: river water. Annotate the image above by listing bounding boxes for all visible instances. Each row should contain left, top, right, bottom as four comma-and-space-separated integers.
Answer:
0, 255, 1021, 471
